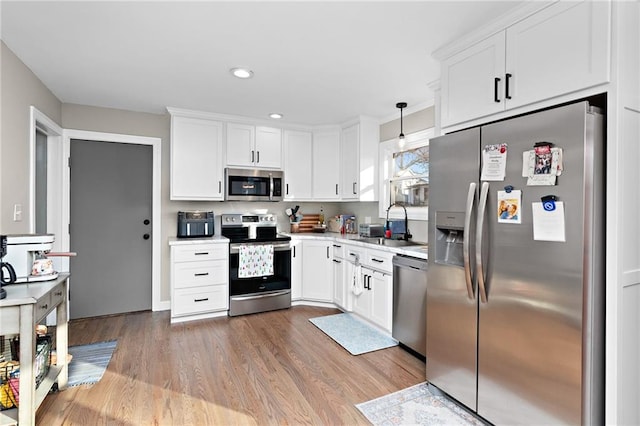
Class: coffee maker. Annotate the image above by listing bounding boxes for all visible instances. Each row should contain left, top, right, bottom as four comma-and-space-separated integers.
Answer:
1, 235, 17, 298
4, 234, 58, 283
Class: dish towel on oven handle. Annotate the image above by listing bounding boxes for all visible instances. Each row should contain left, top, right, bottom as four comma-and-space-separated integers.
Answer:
238, 244, 274, 278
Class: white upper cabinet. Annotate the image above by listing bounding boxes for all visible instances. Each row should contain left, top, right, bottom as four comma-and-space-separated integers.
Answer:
504, 1, 610, 110
312, 129, 341, 199
340, 117, 379, 201
170, 113, 224, 201
440, 32, 506, 127
283, 130, 313, 200
226, 123, 282, 169
341, 124, 359, 200
439, 0, 610, 128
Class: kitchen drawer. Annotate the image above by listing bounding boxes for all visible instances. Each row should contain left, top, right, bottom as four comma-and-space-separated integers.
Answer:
366, 249, 394, 273
49, 282, 66, 308
174, 260, 227, 289
332, 242, 345, 259
345, 245, 365, 263
173, 285, 228, 316
35, 292, 52, 324
173, 244, 227, 262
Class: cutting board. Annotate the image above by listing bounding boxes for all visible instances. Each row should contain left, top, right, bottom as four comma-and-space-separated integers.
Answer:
291, 214, 320, 233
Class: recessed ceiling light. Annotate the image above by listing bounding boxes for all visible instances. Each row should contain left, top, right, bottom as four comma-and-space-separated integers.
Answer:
230, 67, 254, 79
269, 113, 283, 119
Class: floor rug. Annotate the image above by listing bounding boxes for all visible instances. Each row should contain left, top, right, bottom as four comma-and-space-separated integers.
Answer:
308, 313, 398, 355
67, 340, 117, 387
356, 382, 485, 425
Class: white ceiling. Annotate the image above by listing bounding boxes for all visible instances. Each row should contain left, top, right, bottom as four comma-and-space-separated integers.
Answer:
1, 1, 525, 126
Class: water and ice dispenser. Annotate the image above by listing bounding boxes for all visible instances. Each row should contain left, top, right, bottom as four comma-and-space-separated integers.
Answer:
434, 211, 465, 267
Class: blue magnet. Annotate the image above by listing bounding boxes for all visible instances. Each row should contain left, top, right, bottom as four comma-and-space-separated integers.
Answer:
504, 185, 514, 193
541, 195, 557, 211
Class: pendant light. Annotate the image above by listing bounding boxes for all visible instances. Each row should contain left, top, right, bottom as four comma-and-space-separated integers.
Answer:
396, 102, 407, 148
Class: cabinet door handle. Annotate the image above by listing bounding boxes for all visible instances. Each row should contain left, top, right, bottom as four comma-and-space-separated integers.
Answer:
251, 150, 255, 163
494, 77, 501, 103
335, 184, 339, 195
286, 183, 289, 195
367, 275, 372, 290
293, 246, 296, 257
326, 247, 330, 259
194, 252, 209, 256
353, 182, 357, 194
257, 151, 260, 163
194, 272, 209, 277
505, 73, 512, 99
194, 298, 209, 303
218, 181, 222, 194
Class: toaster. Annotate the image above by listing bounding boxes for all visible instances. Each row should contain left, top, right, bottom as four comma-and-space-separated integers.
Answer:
177, 211, 215, 238
359, 223, 384, 238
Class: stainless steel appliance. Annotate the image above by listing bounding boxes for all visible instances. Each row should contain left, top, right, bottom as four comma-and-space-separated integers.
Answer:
225, 168, 283, 202
358, 223, 384, 238
427, 101, 604, 424
177, 211, 214, 238
221, 213, 291, 316
392, 255, 427, 357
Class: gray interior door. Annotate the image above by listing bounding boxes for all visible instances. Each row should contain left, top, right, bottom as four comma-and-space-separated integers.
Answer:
69, 139, 152, 319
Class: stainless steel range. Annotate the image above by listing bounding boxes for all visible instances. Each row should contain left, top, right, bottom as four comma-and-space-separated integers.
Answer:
221, 213, 291, 316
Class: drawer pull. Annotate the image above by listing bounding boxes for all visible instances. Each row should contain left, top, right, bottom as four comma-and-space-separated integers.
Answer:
194, 252, 209, 256
194, 272, 209, 277
54, 291, 63, 296
371, 258, 384, 263
194, 298, 209, 302
41, 303, 48, 310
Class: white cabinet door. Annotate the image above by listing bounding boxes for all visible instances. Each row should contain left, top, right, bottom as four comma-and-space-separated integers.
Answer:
283, 130, 313, 200
369, 271, 393, 332
255, 126, 282, 168
226, 123, 255, 167
505, 0, 610, 110
332, 257, 346, 309
352, 267, 372, 318
312, 130, 341, 199
301, 240, 333, 301
291, 240, 303, 300
341, 124, 359, 200
170, 115, 224, 200
440, 31, 506, 127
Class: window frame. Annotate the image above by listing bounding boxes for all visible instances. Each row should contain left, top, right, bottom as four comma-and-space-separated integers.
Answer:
378, 128, 433, 221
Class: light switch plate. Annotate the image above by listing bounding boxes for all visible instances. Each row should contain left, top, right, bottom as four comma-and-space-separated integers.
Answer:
13, 204, 22, 221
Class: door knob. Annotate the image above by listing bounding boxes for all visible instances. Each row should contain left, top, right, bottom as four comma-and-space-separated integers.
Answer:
143, 234, 150, 240
143, 219, 150, 225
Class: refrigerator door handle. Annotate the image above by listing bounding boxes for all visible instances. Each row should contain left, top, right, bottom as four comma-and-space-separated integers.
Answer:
476, 181, 490, 303
463, 182, 477, 300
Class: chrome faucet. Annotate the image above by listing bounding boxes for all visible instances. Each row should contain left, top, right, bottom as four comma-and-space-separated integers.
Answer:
386, 203, 412, 241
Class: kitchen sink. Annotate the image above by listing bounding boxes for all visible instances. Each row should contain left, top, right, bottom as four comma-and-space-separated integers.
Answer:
355, 237, 422, 248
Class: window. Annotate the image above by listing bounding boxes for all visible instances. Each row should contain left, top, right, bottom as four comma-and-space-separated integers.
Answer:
390, 145, 429, 207
378, 129, 433, 221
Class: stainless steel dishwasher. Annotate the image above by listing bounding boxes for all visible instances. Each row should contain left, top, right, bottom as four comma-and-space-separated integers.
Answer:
392, 255, 428, 358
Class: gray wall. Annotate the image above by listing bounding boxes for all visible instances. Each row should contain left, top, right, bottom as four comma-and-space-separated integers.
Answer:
380, 106, 434, 142
1, 41, 62, 233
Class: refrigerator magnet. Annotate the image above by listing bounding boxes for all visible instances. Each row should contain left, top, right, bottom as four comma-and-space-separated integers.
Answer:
497, 189, 522, 224
481, 143, 507, 181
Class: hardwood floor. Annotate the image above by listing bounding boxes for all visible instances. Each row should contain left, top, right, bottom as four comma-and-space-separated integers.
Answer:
37, 306, 425, 425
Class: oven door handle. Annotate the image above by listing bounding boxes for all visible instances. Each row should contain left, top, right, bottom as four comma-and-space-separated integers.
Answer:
230, 290, 291, 301
229, 242, 291, 254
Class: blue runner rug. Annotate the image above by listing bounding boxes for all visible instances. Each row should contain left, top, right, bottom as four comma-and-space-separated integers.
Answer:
309, 313, 397, 355
67, 340, 117, 387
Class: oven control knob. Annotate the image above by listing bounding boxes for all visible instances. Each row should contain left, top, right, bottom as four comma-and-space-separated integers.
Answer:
269, 217, 274, 221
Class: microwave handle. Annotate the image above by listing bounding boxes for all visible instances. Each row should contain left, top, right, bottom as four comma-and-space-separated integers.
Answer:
269, 174, 274, 201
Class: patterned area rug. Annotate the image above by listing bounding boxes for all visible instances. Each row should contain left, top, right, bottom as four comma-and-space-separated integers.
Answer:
356, 382, 485, 425
309, 313, 398, 355
67, 340, 117, 387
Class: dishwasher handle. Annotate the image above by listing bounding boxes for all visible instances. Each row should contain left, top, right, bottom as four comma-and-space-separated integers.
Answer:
392, 255, 428, 271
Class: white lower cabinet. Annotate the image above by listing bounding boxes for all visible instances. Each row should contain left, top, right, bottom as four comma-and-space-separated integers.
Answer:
368, 270, 393, 332
169, 239, 229, 323
301, 240, 333, 302
291, 239, 303, 300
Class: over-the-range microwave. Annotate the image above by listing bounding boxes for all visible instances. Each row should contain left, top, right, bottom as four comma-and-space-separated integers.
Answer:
225, 168, 283, 202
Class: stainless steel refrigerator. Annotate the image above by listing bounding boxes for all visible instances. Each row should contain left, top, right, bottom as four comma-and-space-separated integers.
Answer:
426, 101, 604, 425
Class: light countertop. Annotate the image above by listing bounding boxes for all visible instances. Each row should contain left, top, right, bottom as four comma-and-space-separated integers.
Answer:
168, 235, 230, 246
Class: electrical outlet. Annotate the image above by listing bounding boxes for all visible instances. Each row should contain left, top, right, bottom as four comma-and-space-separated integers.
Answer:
365, 216, 371, 224
13, 204, 22, 221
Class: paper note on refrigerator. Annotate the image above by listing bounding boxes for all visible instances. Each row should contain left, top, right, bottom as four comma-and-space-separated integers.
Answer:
532, 201, 566, 242
481, 143, 507, 181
